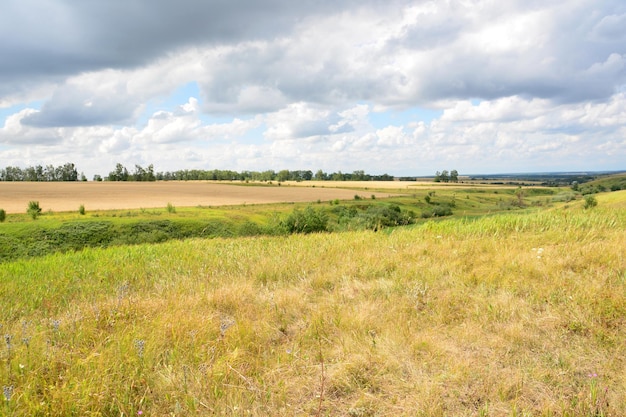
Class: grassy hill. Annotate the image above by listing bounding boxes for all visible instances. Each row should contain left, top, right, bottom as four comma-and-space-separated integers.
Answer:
1, 192, 625, 416
0, 184, 567, 263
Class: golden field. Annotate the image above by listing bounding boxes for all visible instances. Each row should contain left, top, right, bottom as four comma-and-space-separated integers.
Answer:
0, 181, 400, 214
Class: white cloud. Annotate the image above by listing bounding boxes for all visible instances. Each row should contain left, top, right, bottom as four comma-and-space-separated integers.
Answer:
1, 0, 625, 176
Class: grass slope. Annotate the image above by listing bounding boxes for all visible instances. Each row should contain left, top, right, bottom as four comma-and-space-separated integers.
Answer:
0, 186, 562, 263
1, 201, 625, 416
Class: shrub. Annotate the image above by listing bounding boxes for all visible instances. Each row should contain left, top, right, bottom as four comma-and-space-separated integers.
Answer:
422, 204, 453, 218
0, 209, 5, 222
584, 195, 598, 209
357, 204, 413, 231
166, 202, 176, 213
79, 204, 86, 215
281, 206, 328, 234
27, 201, 42, 219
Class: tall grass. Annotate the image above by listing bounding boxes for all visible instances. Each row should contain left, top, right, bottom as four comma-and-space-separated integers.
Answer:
0, 206, 624, 415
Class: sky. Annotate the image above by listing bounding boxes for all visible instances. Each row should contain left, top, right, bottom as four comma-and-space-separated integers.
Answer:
0, 0, 625, 178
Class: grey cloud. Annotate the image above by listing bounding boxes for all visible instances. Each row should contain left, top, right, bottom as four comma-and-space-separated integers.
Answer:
592, 13, 626, 41
196, 0, 626, 116
290, 117, 354, 138
3, 0, 626, 125
0, 0, 396, 85
21, 85, 138, 127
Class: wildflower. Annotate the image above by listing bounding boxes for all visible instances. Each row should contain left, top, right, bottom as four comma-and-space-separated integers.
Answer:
3, 385, 13, 402
4, 334, 11, 350
117, 283, 130, 301
51, 319, 61, 332
220, 317, 235, 337
22, 337, 30, 348
134, 339, 145, 358
138, 411, 143, 415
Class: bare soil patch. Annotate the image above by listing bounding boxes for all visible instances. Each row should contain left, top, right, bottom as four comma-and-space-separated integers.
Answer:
0, 181, 399, 214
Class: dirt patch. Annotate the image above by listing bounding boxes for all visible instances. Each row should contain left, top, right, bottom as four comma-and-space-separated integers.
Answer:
0, 181, 400, 214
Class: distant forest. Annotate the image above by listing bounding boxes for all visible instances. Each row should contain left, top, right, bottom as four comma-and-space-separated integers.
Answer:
0, 162, 395, 182
0, 163, 84, 182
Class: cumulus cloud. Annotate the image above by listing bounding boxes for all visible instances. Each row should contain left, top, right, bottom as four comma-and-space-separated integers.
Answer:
1, 0, 625, 176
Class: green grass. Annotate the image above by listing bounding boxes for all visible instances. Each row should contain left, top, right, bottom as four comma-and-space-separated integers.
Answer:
1, 187, 547, 263
0, 194, 625, 415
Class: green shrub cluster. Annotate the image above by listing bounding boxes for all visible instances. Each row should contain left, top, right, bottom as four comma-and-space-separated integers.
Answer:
333, 204, 415, 231
420, 204, 453, 218
279, 206, 329, 234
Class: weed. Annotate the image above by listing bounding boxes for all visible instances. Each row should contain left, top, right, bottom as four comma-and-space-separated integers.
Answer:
27, 201, 41, 219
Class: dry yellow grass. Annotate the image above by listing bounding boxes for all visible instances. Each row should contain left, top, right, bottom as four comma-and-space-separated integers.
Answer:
1, 206, 624, 416
0, 181, 399, 214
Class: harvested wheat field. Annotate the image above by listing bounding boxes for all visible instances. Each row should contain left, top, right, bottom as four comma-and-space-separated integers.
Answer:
0, 181, 399, 213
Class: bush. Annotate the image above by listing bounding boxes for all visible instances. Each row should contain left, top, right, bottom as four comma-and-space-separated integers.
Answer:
422, 204, 453, 218
280, 206, 328, 234
333, 204, 414, 231
79, 204, 86, 215
0, 209, 5, 222
584, 195, 598, 209
357, 204, 413, 231
166, 202, 176, 213
27, 201, 42, 219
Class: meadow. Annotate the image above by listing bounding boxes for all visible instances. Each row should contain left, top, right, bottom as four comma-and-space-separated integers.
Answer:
0, 181, 625, 416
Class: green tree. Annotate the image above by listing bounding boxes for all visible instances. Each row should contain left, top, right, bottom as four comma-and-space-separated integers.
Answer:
108, 163, 129, 181
450, 170, 459, 183
60, 162, 79, 181
277, 169, 290, 182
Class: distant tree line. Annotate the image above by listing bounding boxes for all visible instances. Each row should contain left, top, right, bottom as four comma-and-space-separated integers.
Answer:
106, 164, 395, 182
1, 162, 395, 182
434, 170, 459, 183
0, 163, 84, 181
